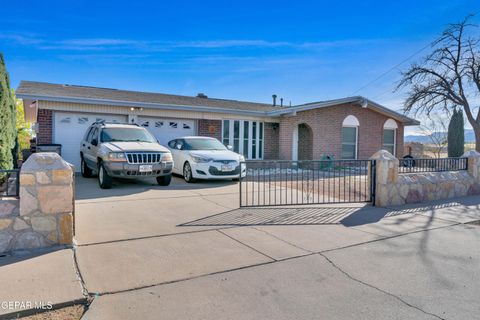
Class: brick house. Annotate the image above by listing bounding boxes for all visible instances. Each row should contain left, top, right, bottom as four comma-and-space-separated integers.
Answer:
17, 81, 418, 170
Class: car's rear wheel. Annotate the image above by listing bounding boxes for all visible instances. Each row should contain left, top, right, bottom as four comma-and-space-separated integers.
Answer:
81, 158, 93, 178
183, 162, 196, 183
156, 174, 172, 186
98, 163, 113, 189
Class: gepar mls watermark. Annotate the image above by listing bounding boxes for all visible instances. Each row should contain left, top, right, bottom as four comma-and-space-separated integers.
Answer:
1, 301, 53, 311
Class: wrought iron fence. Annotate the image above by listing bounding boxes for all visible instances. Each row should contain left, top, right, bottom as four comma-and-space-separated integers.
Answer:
240, 159, 375, 207
398, 157, 468, 174
0, 169, 20, 197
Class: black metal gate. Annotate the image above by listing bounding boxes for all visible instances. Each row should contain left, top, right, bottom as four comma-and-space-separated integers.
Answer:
239, 159, 376, 207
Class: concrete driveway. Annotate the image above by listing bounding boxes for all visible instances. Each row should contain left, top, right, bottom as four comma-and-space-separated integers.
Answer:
1, 175, 480, 319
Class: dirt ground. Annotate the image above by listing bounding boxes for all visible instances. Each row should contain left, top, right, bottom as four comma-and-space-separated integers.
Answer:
19, 305, 85, 320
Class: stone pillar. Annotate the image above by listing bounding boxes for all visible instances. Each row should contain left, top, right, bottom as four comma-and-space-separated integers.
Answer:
17, 152, 74, 250
463, 150, 480, 181
370, 150, 399, 207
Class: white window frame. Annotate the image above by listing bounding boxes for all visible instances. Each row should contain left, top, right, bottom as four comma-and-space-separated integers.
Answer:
222, 120, 264, 160
383, 129, 396, 156
383, 119, 398, 156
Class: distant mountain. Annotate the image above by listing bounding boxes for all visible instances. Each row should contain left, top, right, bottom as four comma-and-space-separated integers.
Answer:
405, 129, 475, 143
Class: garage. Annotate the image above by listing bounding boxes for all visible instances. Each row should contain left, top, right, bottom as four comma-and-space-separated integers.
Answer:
54, 111, 127, 170
137, 116, 196, 146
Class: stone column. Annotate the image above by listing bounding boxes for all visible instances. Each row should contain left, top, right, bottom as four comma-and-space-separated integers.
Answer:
370, 150, 399, 207
463, 150, 480, 182
17, 152, 74, 250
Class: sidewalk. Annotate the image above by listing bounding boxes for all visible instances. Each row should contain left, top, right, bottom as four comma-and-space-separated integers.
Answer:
0, 194, 479, 319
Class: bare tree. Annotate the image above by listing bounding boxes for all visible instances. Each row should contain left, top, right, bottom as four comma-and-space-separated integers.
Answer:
397, 15, 480, 150
418, 114, 448, 158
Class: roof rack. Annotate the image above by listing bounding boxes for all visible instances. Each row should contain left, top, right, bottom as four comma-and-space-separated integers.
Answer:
91, 120, 139, 127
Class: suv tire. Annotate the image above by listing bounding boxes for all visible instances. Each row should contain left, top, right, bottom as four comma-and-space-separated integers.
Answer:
81, 158, 93, 178
98, 162, 113, 189
156, 174, 172, 186
183, 162, 196, 183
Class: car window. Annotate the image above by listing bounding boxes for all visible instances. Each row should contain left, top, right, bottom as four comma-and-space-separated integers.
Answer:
183, 138, 227, 151
100, 127, 157, 143
84, 127, 94, 142
177, 139, 185, 149
168, 140, 176, 148
89, 128, 98, 143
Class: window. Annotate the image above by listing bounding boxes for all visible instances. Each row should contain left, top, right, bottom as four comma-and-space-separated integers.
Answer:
341, 115, 359, 159
223, 120, 230, 146
168, 140, 176, 148
100, 128, 156, 143
243, 121, 249, 157
89, 128, 98, 143
233, 120, 240, 153
383, 119, 398, 156
222, 120, 264, 159
341, 127, 357, 159
252, 122, 257, 159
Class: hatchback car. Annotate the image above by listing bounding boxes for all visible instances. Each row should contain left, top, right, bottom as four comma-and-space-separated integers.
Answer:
167, 136, 246, 182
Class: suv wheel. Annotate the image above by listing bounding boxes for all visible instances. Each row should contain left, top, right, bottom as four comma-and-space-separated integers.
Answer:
183, 162, 196, 183
156, 174, 172, 186
81, 158, 93, 178
98, 162, 113, 189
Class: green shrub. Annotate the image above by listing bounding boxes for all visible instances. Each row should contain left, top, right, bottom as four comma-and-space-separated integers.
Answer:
0, 53, 16, 175
447, 109, 465, 157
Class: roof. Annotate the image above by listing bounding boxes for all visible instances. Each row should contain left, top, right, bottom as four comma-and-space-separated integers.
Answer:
16, 80, 419, 125
16, 81, 277, 113
272, 96, 420, 126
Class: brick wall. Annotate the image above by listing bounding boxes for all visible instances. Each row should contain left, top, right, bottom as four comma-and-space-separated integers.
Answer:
37, 109, 53, 144
198, 119, 222, 140
263, 122, 279, 160
278, 103, 406, 160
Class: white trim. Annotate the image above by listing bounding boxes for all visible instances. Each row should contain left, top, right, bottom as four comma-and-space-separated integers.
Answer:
384, 118, 398, 129
383, 128, 396, 156
292, 125, 299, 161
221, 119, 264, 160
342, 115, 360, 126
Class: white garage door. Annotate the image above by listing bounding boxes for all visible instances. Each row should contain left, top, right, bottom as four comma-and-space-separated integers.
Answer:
54, 112, 127, 171
137, 116, 196, 147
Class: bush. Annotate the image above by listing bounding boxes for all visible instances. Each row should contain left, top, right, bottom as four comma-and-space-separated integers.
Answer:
0, 54, 16, 182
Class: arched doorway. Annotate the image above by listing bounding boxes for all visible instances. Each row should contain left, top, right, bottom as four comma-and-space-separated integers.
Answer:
292, 123, 313, 161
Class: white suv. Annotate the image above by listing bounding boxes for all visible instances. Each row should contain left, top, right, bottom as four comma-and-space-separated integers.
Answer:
80, 121, 174, 189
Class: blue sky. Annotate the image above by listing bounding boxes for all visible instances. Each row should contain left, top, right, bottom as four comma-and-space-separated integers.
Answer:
1, 1, 479, 133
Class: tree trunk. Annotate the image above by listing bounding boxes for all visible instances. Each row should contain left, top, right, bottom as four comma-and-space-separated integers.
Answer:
475, 126, 480, 152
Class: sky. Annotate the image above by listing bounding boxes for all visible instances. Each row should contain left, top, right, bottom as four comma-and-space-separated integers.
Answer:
1, 0, 479, 134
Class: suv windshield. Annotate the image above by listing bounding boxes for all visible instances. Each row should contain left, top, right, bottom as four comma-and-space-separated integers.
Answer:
100, 128, 157, 143
183, 138, 226, 150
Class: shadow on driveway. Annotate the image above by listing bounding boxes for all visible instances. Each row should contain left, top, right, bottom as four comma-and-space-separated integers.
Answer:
75, 174, 237, 201
180, 197, 475, 227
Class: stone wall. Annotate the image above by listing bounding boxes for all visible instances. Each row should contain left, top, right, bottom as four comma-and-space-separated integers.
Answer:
371, 150, 480, 207
0, 153, 74, 254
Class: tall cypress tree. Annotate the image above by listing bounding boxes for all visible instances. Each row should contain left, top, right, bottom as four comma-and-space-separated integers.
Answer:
0, 53, 16, 172
447, 109, 465, 157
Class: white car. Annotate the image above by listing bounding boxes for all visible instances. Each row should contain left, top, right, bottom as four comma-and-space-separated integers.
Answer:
167, 136, 246, 182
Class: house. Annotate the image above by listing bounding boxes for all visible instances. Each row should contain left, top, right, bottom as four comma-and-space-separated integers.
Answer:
16, 81, 419, 170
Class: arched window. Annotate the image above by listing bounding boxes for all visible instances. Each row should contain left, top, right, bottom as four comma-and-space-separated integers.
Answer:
342, 115, 359, 159
383, 119, 398, 155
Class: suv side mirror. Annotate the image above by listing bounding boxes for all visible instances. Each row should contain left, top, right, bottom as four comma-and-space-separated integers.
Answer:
226, 145, 233, 151
91, 139, 98, 146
